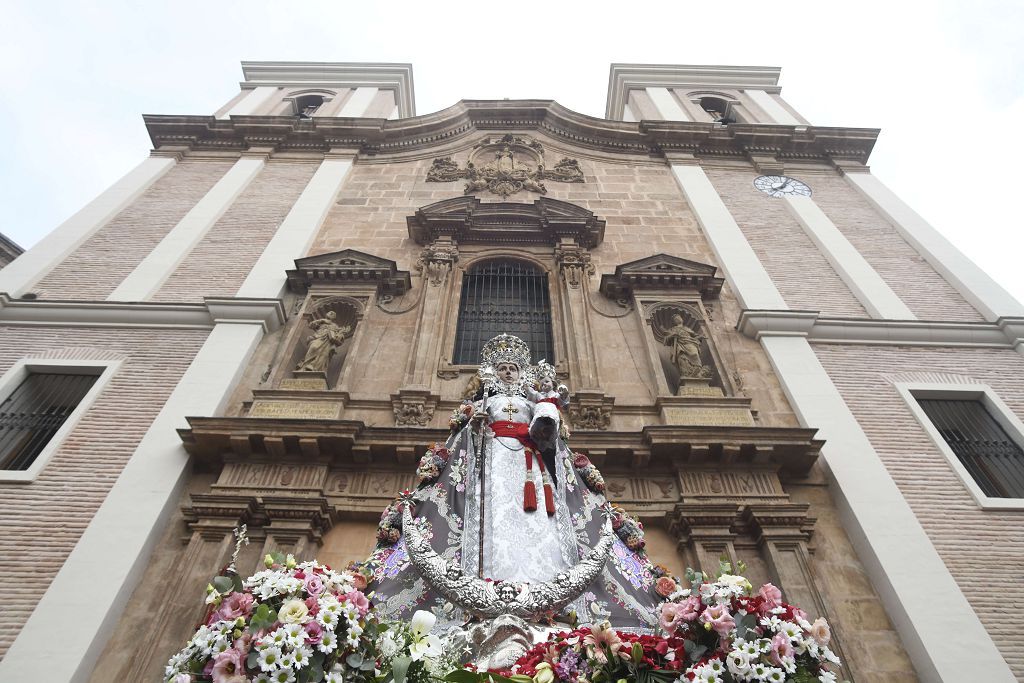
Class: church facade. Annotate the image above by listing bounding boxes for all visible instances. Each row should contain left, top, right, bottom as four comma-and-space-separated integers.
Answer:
0, 61, 1021, 682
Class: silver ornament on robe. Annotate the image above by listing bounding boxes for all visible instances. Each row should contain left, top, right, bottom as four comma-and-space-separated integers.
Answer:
401, 498, 614, 621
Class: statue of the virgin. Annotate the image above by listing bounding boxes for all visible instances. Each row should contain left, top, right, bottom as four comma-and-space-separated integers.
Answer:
364, 334, 664, 631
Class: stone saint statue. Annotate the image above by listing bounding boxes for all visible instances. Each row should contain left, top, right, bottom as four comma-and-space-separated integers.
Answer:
495, 146, 515, 173
664, 313, 711, 380
294, 311, 352, 373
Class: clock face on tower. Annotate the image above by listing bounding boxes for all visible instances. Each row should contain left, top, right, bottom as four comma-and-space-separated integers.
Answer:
753, 175, 812, 198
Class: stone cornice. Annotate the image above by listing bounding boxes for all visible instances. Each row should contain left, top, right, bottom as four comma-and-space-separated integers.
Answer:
143, 101, 878, 164
606, 63, 784, 119
737, 309, 1024, 349
239, 61, 416, 117
0, 293, 286, 332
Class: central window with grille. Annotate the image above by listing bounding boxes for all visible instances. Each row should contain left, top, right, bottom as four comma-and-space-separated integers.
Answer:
453, 260, 554, 365
918, 398, 1024, 499
0, 371, 100, 471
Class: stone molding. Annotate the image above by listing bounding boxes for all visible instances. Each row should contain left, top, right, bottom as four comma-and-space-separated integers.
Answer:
143, 101, 877, 163
599, 253, 724, 300
736, 308, 1024, 349
0, 293, 286, 332
285, 249, 412, 296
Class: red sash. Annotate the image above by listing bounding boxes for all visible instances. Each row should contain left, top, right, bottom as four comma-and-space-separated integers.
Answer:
488, 420, 555, 515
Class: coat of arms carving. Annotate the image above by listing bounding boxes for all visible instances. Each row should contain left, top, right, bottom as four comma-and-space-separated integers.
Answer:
426, 134, 584, 198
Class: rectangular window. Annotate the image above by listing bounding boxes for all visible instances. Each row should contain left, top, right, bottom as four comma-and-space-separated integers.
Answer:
0, 371, 100, 471
917, 398, 1024, 499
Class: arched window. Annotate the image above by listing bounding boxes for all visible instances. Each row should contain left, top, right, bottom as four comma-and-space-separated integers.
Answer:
294, 94, 326, 119
698, 96, 734, 124
453, 260, 554, 365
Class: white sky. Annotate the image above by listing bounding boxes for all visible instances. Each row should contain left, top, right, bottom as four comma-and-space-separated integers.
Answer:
2, 0, 1022, 307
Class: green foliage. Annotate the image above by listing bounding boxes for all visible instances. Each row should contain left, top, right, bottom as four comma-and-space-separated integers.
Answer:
442, 671, 524, 683
212, 575, 234, 595
248, 603, 277, 632
391, 655, 412, 683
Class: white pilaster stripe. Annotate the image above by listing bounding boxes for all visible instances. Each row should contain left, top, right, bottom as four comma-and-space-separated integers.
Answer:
745, 88, 801, 125
670, 164, 788, 310
783, 195, 916, 319
760, 335, 1016, 682
221, 86, 278, 118
0, 156, 176, 298
237, 157, 353, 299
108, 157, 265, 301
338, 87, 379, 117
646, 87, 690, 121
387, 105, 400, 120
0, 321, 266, 683
846, 172, 1024, 321
621, 103, 637, 122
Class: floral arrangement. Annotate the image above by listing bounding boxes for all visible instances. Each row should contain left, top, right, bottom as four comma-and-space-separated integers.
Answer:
416, 443, 451, 487
449, 402, 475, 433
570, 453, 604, 494
376, 496, 406, 546
609, 505, 645, 552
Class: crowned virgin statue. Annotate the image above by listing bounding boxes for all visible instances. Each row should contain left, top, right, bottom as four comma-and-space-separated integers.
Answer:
365, 334, 664, 633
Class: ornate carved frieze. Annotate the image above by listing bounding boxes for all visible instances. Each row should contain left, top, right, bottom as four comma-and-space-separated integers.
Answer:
408, 196, 605, 249
426, 134, 585, 198
599, 254, 724, 300
415, 240, 459, 287
568, 391, 615, 431
286, 249, 412, 295
391, 387, 439, 427
554, 245, 594, 290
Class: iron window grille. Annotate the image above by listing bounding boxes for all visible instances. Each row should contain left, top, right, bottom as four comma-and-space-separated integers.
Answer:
918, 398, 1024, 498
0, 371, 100, 471
453, 260, 555, 366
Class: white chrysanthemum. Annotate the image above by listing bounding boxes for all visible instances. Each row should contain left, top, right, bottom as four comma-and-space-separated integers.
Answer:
818, 671, 837, 683
279, 650, 297, 669
317, 630, 338, 654
211, 635, 232, 655
739, 640, 760, 657
326, 670, 345, 683
291, 645, 312, 669
318, 610, 339, 629
779, 621, 801, 641
266, 628, 289, 648
319, 595, 341, 613
348, 622, 364, 638
378, 631, 402, 660
342, 603, 360, 622
283, 623, 305, 645
270, 668, 297, 683
749, 662, 770, 679
764, 667, 786, 682
253, 674, 273, 683
257, 646, 284, 672
823, 647, 840, 665
346, 632, 361, 649
705, 658, 725, 675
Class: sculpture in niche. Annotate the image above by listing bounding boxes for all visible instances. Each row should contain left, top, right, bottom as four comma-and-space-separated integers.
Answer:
664, 313, 711, 381
425, 134, 584, 198
294, 311, 353, 373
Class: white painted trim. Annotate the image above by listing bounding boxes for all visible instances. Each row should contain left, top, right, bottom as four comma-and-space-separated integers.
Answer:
782, 196, 916, 320
109, 157, 265, 301
669, 164, 788, 310
845, 172, 1024, 321
0, 156, 176, 298
621, 103, 637, 122
0, 359, 121, 483
0, 322, 266, 683
220, 86, 278, 118
895, 382, 1024, 510
337, 87, 379, 117
0, 293, 285, 331
745, 89, 800, 125
760, 335, 1016, 682
237, 156, 354, 299
646, 87, 689, 121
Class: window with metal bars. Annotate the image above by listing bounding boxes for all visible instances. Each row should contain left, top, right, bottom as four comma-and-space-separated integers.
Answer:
453, 260, 554, 366
0, 371, 100, 471
918, 398, 1024, 498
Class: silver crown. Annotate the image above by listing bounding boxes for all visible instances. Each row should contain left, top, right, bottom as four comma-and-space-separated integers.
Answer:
480, 334, 531, 368
534, 359, 556, 384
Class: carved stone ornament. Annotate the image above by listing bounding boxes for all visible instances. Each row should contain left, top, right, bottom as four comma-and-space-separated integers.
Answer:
294, 311, 353, 373
286, 249, 412, 296
569, 404, 611, 430
401, 499, 614, 620
650, 306, 713, 382
554, 245, 594, 290
415, 241, 459, 287
393, 402, 434, 426
426, 134, 584, 198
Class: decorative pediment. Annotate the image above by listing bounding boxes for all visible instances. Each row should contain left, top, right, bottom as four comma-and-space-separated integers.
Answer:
599, 254, 724, 299
407, 196, 605, 248
286, 249, 412, 295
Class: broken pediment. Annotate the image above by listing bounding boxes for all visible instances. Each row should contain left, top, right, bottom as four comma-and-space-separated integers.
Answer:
407, 196, 604, 248
599, 254, 724, 300
286, 249, 412, 295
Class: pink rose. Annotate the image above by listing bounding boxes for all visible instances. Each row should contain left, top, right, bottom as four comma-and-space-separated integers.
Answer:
769, 632, 795, 666
345, 590, 371, 617
700, 604, 736, 637
350, 573, 368, 592
210, 649, 246, 683
658, 602, 685, 634
214, 592, 253, 622
758, 583, 783, 609
678, 595, 702, 622
793, 607, 809, 623
304, 620, 324, 645
573, 454, 591, 468
655, 577, 677, 598
808, 617, 831, 646
304, 573, 325, 596
232, 633, 251, 655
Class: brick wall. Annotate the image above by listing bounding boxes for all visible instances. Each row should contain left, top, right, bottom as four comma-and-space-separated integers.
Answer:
0, 326, 207, 658
814, 343, 1024, 676
810, 175, 983, 321
705, 168, 868, 317
35, 159, 233, 300
153, 160, 319, 302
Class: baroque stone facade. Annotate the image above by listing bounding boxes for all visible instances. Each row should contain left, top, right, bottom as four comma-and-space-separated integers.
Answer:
0, 61, 1020, 682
